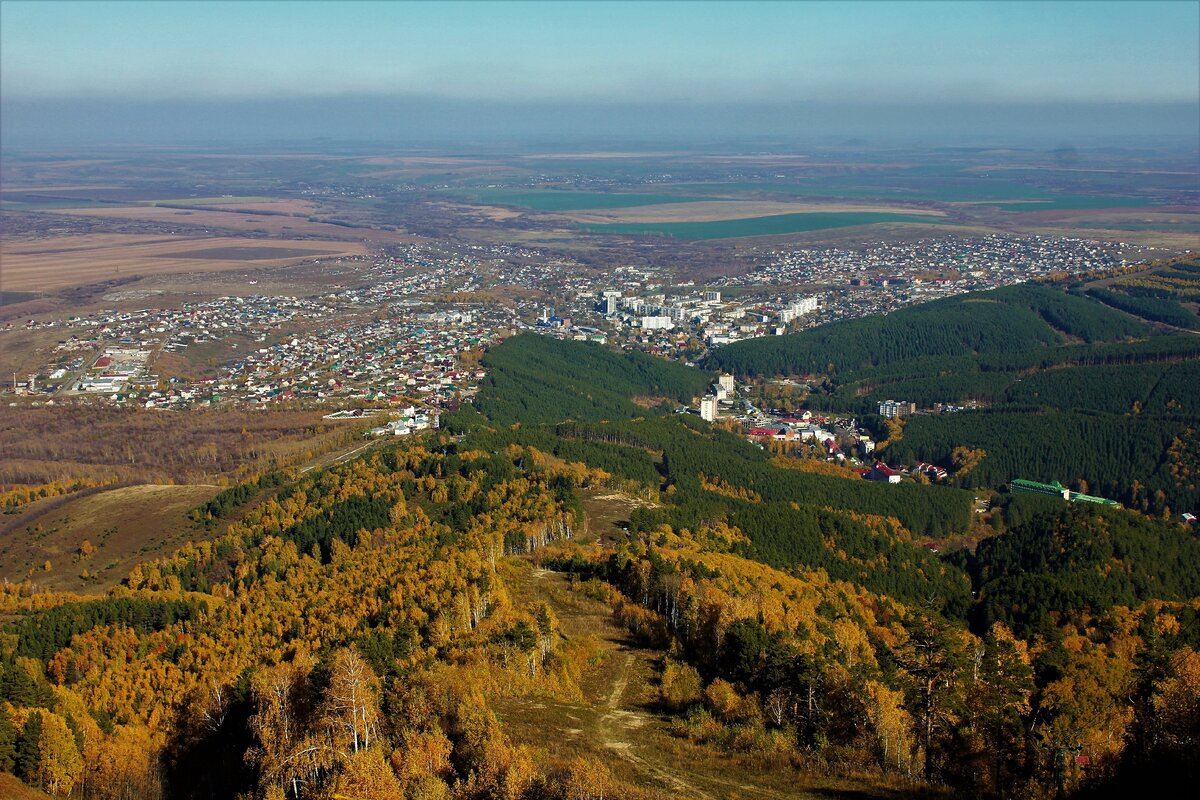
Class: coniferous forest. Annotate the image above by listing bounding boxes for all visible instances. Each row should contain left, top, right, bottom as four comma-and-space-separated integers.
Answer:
709, 279, 1200, 516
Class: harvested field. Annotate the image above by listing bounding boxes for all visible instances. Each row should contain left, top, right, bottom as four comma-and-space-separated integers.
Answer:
146, 195, 274, 205
158, 245, 334, 260
184, 199, 319, 214
40, 204, 413, 241
0, 233, 366, 290
456, 189, 715, 212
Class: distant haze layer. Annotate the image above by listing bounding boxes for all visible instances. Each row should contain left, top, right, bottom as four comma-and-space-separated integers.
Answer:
1, 0, 1197, 146
3, 96, 1198, 147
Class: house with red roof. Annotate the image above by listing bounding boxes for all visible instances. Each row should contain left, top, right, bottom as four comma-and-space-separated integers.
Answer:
868, 461, 902, 484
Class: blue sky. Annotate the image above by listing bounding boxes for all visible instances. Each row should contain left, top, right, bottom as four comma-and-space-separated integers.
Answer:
3, 0, 1197, 104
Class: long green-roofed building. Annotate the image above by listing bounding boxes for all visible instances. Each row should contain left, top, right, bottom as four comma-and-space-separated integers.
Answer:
1010, 478, 1120, 507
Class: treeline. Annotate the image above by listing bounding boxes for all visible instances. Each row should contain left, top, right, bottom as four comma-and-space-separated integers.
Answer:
448, 420, 662, 486
191, 470, 286, 523
706, 284, 1147, 378
1107, 260, 1200, 301
1087, 288, 1200, 329
5, 596, 207, 661
1, 478, 113, 512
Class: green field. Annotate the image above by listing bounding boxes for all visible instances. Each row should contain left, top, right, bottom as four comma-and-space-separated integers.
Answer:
584, 211, 950, 240
450, 189, 713, 211
669, 180, 1158, 210
1073, 220, 1200, 232
978, 196, 1159, 211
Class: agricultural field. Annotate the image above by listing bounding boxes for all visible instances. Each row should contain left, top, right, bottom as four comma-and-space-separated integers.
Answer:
0, 233, 367, 291
584, 211, 953, 240
35, 204, 410, 242
562, 199, 946, 223
670, 179, 1163, 209
449, 189, 715, 211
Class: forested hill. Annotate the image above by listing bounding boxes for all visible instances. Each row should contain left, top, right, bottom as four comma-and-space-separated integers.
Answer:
700, 275, 1200, 516
474, 333, 713, 424
951, 502, 1200, 637
447, 335, 977, 612
705, 283, 1151, 378
3, 336, 1198, 799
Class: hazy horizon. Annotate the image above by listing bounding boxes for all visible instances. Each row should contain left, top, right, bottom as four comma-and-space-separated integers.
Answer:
2, 1, 1198, 147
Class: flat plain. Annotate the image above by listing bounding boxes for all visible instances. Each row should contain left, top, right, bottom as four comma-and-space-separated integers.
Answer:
562, 199, 948, 223
37, 204, 412, 241
584, 211, 954, 240
0, 233, 368, 291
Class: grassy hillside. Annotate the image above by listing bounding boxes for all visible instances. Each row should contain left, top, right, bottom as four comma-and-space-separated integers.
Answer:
0, 484, 220, 594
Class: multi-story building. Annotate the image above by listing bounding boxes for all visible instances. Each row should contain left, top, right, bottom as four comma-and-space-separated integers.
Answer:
878, 399, 916, 418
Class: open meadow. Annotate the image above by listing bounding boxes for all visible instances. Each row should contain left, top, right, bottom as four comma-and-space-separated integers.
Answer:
0, 483, 219, 594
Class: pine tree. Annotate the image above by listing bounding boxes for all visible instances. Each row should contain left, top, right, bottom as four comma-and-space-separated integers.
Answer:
896, 613, 968, 781
16, 711, 42, 783
0, 712, 17, 773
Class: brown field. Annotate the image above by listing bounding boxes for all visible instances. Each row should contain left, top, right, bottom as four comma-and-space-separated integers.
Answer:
0, 404, 370, 486
182, 198, 320, 215
0, 184, 121, 193
0, 326, 63, 376
1027, 226, 1200, 250
0, 233, 367, 291
39, 203, 414, 241
559, 200, 947, 224
0, 483, 219, 594
158, 245, 336, 259
361, 155, 495, 166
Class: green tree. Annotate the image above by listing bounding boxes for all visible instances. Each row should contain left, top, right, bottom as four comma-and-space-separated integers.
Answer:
0, 712, 16, 773
974, 623, 1035, 795
16, 711, 42, 783
896, 613, 968, 781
